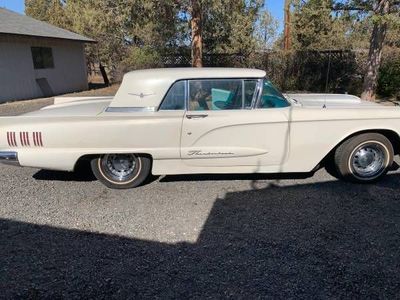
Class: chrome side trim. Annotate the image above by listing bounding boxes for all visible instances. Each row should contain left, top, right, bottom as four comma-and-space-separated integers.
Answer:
105, 107, 156, 113
0, 151, 20, 166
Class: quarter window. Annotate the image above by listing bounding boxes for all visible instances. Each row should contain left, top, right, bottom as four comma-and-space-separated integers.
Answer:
159, 81, 185, 110
31, 47, 54, 69
188, 79, 258, 111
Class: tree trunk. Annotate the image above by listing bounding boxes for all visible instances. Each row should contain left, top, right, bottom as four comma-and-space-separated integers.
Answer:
283, 0, 291, 51
360, 0, 390, 101
190, 0, 203, 67
99, 62, 110, 86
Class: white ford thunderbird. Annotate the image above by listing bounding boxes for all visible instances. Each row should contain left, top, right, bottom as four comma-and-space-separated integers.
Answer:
1, 68, 399, 189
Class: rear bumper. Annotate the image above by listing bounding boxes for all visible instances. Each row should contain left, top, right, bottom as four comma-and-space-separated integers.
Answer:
0, 151, 20, 166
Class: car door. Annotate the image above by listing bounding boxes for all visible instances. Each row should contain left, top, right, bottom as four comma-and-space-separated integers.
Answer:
180, 78, 290, 168
156, 80, 186, 159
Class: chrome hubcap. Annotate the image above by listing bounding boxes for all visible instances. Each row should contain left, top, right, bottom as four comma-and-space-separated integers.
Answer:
351, 143, 386, 179
102, 154, 137, 182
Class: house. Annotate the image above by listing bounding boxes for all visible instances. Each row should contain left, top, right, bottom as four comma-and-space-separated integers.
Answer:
0, 8, 95, 103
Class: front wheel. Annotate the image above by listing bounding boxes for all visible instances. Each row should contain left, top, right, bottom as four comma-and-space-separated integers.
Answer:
91, 154, 151, 189
334, 133, 394, 183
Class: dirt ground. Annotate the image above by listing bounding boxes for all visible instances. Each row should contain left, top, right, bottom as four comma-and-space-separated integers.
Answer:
1, 87, 400, 298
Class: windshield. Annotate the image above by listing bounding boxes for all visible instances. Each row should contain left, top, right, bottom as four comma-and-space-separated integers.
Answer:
258, 79, 290, 108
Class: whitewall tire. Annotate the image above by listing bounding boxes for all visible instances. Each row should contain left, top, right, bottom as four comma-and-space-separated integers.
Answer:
334, 133, 394, 183
91, 154, 151, 189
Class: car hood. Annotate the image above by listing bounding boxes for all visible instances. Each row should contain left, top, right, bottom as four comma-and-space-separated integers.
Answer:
284, 93, 383, 108
23, 97, 113, 117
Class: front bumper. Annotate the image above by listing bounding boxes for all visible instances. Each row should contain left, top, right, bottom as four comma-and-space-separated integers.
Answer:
0, 151, 20, 166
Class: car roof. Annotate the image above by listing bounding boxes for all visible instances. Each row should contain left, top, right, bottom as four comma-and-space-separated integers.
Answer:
110, 68, 266, 109
124, 68, 266, 81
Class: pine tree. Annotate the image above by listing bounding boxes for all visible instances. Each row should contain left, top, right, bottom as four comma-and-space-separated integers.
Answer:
333, 0, 400, 100
292, 0, 348, 50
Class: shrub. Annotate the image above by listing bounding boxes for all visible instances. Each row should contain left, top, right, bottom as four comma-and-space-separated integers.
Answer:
378, 57, 400, 99
115, 46, 162, 81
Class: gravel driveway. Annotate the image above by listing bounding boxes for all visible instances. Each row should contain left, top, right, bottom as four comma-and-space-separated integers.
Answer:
1, 99, 399, 299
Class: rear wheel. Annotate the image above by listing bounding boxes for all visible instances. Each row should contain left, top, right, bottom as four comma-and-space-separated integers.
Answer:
91, 154, 151, 189
334, 133, 394, 183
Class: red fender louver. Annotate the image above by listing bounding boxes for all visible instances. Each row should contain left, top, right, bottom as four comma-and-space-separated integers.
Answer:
7, 132, 17, 147
33, 132, 43, 147
7, 132, 43, 148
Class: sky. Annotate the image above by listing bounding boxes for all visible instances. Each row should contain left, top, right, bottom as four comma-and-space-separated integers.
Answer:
265, 1, 285, 33
0, 0, 285, 33
0, 0, 24, 14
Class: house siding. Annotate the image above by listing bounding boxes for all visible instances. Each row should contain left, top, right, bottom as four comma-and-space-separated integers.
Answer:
0, 35, 88, 102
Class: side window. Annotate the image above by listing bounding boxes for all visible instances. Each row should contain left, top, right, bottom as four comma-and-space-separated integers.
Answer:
189, 79, 257, 111
159, 81, 185, 110
258, 80, 290, 109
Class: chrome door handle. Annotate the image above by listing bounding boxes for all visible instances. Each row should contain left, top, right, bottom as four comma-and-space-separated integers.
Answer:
186, 114, 208, 119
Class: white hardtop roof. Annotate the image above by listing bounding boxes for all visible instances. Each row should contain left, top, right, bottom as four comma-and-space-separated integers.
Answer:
110, 68, 266, 108
123, 68, 266, 81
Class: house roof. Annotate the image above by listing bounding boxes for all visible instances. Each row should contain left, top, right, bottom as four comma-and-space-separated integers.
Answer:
0, 8, 95, 43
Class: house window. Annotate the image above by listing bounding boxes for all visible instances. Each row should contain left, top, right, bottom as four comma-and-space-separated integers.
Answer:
31, 47, 54, 69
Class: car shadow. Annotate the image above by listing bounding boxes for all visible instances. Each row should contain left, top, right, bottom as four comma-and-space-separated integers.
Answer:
32, 157, 313, 184
33, 169, 160, 185
160, 172, 314, 182
33, 169, 97, 182
33, 160, 96, 182
2, 174, 400, 298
